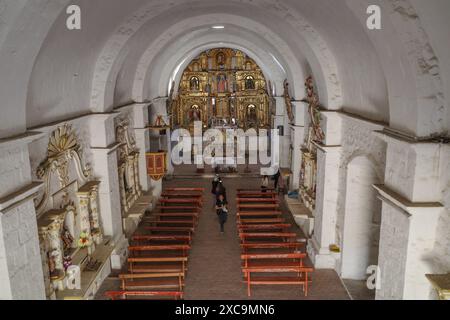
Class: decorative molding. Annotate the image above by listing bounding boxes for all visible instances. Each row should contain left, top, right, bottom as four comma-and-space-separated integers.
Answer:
0, 182, 43, 212
35, 124, 91, 214
373, 184, 443, 216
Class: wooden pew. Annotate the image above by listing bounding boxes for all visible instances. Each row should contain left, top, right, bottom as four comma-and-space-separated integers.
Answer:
237, 204, 280, 210
237, 193, 277, 199
157, 206, 200, 212
128, 245, 191, 258
161, 193, 203, 199
105, 290, 183, 300
237, 198, 279, 204
237, 211, 283, 218
241, 253, 307, 269
238, 218, 286, 225
144, 219, 196, 228
240, 242, 305, 254
159, 199, 203, 207
144, 226, 195, 234
242, 266, 314, 297
128, 257, 188, 274
239, 232, 297, 243
238, 224, 292, 232
132, 235, 191, 245
119, 272, 184, 291
164, 188, 204, 193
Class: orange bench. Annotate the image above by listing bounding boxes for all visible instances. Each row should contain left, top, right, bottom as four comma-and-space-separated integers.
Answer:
105, 290, 183, 300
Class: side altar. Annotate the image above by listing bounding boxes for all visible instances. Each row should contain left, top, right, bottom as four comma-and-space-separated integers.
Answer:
34, 124, 114, 300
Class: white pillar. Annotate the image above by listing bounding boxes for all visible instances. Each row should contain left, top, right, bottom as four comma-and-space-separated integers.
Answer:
374, 132, 444, 300
307, 111, 342, 269
308, 144, 342, 269
0, 132, 46, 300
89, 114, 123, 242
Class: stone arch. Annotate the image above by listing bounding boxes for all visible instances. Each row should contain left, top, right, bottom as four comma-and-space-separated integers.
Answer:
341, 155, 382, 280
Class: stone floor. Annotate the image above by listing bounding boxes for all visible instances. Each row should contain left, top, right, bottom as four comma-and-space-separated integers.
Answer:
96, 170, 352, 300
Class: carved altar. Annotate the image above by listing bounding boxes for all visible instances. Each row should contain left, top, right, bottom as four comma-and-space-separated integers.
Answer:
299, 77, 324, 213
171, 48, 271, 131
116, 118, 142, 215
34, 124, 106, 299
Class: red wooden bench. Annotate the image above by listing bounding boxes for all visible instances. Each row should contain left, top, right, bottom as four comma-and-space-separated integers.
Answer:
158, 199, 203, 207
128, 256, 189, 274
236, 198, 279, 203
105, 290, 183, 300
132, 235, 192, 245
239, 232, 297, 243
237, 204, 280, 210
243, 266, 314, 297
164, 188, 204, 192
144, 226, 195, 234
157, 206, 200, 212
238, 218, 286, 224
119, 272, 184, 291
240, 242, 305, 253
237, 211, 283, 218
144, 219, 196, 228
128, 245, 191, 257
238, 224, 292, 232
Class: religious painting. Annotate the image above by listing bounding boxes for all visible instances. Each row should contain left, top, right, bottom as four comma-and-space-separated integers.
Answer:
217, 74, 228, 93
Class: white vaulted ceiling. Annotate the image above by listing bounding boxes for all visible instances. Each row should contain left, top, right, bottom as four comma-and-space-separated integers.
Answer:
0, 0, 449, 138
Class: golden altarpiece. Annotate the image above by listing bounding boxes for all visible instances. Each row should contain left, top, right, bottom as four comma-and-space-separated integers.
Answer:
171, 48, 271, 132
299, 76, 325, 213
34, 124, 109, 299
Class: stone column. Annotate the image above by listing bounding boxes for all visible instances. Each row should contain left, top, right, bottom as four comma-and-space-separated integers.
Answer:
0, 132, 46, 300
374, 131, 444, 300
89, 114, 123, 242
307, 111, 342, 269
289, 101, 308, 190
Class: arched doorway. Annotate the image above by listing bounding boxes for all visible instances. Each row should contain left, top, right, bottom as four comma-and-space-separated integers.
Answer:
341, 156, 381, 280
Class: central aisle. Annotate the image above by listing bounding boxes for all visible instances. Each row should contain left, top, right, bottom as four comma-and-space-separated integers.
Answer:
163, 176, 350, 300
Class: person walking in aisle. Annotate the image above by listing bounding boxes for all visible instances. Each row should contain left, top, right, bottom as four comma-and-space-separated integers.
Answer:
261, 175, 269, 193
211, 174, 220, 207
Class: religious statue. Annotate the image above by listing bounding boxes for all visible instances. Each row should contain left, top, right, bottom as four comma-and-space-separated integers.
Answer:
189, 106, 201, 123
246, 105, 257, 128
305, 76, 325, 142
61, 227, 74, 253
154, 115, 167, 127
217, 52, 225, 66
245, 76, 255, 90
283, 79, 295, 123
190, 77, 200, 91
217, 74, 228, 93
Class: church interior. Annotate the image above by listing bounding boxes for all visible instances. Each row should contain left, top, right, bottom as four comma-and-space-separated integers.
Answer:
0, 0, 449, 301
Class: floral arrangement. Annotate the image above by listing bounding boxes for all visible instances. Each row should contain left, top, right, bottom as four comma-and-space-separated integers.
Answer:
78, 231, 91, 248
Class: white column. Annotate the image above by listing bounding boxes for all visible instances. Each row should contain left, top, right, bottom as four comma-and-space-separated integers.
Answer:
0, 132, 46, 300
89, 114, 123, 242
308, 144, 342, 269
374, 132, 444, 300
289, 101, 308, 190
307, 111, 342, 269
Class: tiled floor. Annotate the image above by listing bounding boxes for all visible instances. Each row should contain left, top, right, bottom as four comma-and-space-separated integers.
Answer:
96, 170, 351, 300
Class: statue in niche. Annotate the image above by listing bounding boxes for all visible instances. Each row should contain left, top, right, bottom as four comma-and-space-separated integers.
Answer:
246, 104, 257, 128
189, 105, 201, 123
48, 250, 63, 280
305, 76, 325, 142
61, 227, 74, 254
190, 76, 200, 91
217, 52, 225, 67
245, 75, 255, 90
217, 74, 228, 93
283, 79, 295, 123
